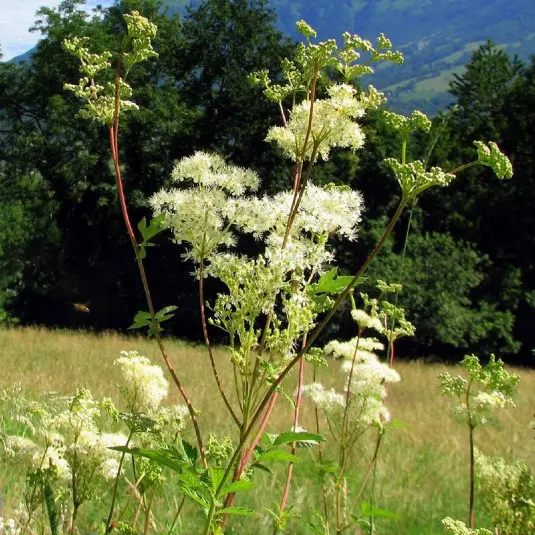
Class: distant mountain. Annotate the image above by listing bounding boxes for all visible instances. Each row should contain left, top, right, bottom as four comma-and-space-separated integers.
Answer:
158, 0, 535, 114
9, 0, 535, 114
265, 0, 535, 114
9, 49, 34, 65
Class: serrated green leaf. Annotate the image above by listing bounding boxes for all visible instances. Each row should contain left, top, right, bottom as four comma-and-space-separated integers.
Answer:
309, 268, 356, 296
178, 482, 210, 511
250, 463, 272, 475
181, 439, 198, 464
128, 310, 151, 330
256, 450, 301, 464
111, 446, 185, 474
273, 431, 325, 447
209, 467, 225, 494
155, 305, 178, 321
224, 480, 255, 494
138, 214, 165, 242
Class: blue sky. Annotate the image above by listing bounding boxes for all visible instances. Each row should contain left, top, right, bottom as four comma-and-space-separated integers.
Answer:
0, 0, 114, 61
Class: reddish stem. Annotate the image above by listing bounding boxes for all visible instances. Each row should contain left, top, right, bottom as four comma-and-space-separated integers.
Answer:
278, 352, 306, 517
219, 392, 279, 527
108, 119, 207, 467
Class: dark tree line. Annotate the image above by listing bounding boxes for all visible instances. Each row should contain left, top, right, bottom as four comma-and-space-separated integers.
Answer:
1, 0, 534, 364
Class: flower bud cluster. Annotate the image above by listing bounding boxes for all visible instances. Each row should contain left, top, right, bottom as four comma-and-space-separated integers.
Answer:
63, 11, 158, 125
439, 354, 520, 428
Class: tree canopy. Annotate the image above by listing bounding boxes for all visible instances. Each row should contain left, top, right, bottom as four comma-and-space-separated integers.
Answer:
1, 1, 533, 363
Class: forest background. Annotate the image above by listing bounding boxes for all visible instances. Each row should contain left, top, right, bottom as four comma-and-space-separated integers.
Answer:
1, 0, 535, 365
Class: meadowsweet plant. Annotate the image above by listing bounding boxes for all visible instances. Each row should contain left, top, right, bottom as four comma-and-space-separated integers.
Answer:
441, 517, 492, 535
474, 450, 535, 534
0, 351, 188, 535
295, 281, 412, 534
439, 355, 520, 530
2, 11, 510, 535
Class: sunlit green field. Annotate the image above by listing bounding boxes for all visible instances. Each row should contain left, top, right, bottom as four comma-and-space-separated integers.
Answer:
1, 326, 534, 534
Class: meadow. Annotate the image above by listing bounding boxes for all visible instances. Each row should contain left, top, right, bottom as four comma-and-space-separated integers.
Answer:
1, 326, 533, 534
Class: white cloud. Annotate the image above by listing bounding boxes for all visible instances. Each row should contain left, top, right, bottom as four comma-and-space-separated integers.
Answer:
0, 0, 113, 61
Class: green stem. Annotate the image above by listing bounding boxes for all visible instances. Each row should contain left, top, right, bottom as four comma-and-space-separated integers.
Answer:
448, 160, 477, 175
213, 196, 409, 513
465, 379, 475, 529
108, 77, 207, 467
199, 252, 240, 427
166, 496, 186, 535
105, 432, 133, 532
468, 423, 475, 529
143, 488, 156, 535
203, 501, 217, 535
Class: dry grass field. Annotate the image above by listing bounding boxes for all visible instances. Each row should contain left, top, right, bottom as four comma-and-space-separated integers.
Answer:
1, 326, 534, 534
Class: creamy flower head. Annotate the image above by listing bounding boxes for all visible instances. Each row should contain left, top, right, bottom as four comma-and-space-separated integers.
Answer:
351, 309, 383, 331
115, 351, 169, 413
4, 435, 39, 460
229, 183, 363, 242
323, 338, 384, 360
266, 83, 366, 161
0, 517, 22, 535
473, 391, 515, 409
301, 382, 345, 413
171, 151, 260, 195
35, 446, 71, 481
151, 187, 235, 262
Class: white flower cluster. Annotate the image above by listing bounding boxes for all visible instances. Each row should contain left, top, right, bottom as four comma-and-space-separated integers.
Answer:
171, 151, 259, 195
441, 517, 492, 535
266, 84, 366, 162
0, 350, 181, 518
114, 350, 169, 413
304, 337, 399, 429
301, 383, 345, 413
473, 391, 516, 410
323, 337, 384, 360
63, 429, 126, 481
351, 309, 383, 331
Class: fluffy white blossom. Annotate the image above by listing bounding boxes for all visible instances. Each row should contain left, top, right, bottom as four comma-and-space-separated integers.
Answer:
228, 183, 363, 242
473, 391, 516, 409
323, 338, 384, 360
35, 446, 71, 481
266, 84, 366, 161
115, 351, 169, 413
342, 354, 400, 399
171, 151, 259, 195
351, 309, 383, 331
64, 429, 123, 481
441, 517, 492, 535
0, 517, 22, 535
151, 187, 235, 262
301, 382, 346, 413
54, 388, 101, 438
4, 435, 39, 460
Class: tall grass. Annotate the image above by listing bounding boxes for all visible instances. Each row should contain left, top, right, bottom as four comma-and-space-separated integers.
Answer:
1, 326, 533, 533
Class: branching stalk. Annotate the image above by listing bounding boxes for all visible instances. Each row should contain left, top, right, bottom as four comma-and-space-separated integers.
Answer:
109, 75, 207, 467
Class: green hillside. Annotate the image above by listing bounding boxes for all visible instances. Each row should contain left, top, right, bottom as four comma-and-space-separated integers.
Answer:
265, 0, 535, 114
8, 0, 535, 114
165, 0, 535, 114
